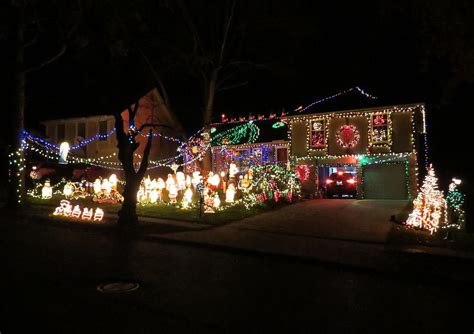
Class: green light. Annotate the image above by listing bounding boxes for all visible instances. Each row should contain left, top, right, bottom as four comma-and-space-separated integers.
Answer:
272, 121, 285, 129
211, 122, 260, 146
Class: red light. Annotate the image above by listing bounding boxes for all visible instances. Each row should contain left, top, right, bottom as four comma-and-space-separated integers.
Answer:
337, 171, 344, 176
326, 179, 333, 184
347, 178, 356, 184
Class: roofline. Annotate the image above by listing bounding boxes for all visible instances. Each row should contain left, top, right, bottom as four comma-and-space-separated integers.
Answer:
41, 114, 114, 126
211, 140, 289, 149
282, 102, 426, 119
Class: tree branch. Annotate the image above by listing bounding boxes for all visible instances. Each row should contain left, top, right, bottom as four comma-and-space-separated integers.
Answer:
217, 80, 249, 92
114, 113, 127, 144
24, 44, 67, 74
137, 123, 172, 133
23, 31, 39, 48
218, 0, 236, 65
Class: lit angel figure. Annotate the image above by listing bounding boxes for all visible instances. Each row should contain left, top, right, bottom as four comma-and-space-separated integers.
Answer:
226, 183, 236, 203
144, 176, 152, 191
168, 183, 178, 203
42, 179, 53, 199
157, 178, 165, 201
109, 174, 118, 190
182, 187, 193, 209
150, 189, 159, 204
63, 182, 74, 198
213, 193, 221, 209
176, 171, 186, 190
93, 179, 102, 194
149, 179, 159, 204
192, 171, 202, 188
137, 184, 146, 203
229, 163, 239, 178
166, 174, 175, 191
150, 178, 158, 192
101, 179, 111, 194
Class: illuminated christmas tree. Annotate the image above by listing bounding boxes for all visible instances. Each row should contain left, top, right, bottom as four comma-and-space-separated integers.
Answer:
406, 165, 447, 234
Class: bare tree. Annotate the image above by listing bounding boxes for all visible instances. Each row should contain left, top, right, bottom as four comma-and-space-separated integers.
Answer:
113, 101, 170, 226
175, 0, 258, 125
8, 0, 81, 209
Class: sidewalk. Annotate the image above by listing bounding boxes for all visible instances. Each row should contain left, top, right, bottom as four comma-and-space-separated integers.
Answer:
143, 219, 474, 284
10, 205, 474, 283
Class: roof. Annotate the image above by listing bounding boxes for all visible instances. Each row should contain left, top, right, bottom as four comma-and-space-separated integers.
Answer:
41, 115, 114, 125
283, 102, 425, 120
210, 119, 289, 146
286, 87, 421, 116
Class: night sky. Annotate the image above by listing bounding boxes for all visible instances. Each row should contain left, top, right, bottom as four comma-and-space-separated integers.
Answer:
4, 0, 474, 194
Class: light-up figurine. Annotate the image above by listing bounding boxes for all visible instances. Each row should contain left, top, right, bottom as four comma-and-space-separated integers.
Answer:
226, 183, 236, 203
42, 179, 53, 199
93, 179, 102, 194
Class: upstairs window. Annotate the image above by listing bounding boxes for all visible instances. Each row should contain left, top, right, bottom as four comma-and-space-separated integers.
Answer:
57, 124, 65, 143
77, 122, 86, 139
371, 114, 389, 144
99, 121, 108, 141
309, 119, 326, 148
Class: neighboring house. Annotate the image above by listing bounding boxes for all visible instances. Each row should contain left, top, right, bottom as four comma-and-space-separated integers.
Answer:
208, 101, 426, 200
40, 88, 185, 175
202, 120, 289, 174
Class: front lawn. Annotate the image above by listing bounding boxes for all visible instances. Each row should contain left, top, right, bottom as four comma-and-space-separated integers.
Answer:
388, 223, 474, 252
27, 195, 270, 224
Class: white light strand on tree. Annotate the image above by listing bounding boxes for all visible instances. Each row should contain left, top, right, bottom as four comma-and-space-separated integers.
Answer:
405, 165, 447, 234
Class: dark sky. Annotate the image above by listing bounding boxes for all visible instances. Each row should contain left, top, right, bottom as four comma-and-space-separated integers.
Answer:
7, 0, 474, 190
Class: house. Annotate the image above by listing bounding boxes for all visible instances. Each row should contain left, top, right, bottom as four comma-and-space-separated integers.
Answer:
207, 100, 426, 200
282, 103, 426, 200
40, 88, 185, 176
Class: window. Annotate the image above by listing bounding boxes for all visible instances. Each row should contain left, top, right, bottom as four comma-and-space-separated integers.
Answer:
309, 119, 325, 148
276, 147, 288, 162
77, 122, 86, 139
371, 114, 389, 144
99, 121, 108, 141
57, 124, 65, 143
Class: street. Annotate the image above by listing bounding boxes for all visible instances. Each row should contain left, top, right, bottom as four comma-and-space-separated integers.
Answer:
1, 214, 474, 333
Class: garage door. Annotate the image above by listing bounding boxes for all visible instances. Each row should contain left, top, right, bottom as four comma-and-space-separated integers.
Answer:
363, 163, 407, 199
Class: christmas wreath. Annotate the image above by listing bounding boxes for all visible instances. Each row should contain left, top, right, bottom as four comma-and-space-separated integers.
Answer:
336, 125, 360, 148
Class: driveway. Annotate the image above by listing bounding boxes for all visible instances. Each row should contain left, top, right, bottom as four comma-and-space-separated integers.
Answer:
231, 199, 408, 243
155, 199, 409, 261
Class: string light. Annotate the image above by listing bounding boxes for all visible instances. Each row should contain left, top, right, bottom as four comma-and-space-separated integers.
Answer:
405, 165, 447, 234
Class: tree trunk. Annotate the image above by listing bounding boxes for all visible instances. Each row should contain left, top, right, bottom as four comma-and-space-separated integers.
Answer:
203, 70, 218, 126
117, 174, 139, 226
8, 4, 26, 209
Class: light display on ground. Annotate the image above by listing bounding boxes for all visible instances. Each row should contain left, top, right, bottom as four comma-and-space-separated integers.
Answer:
52, 200, 105, 222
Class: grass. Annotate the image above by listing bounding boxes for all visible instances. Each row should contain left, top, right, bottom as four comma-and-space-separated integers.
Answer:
387, 201, 474, 252
27, 195, 269, 225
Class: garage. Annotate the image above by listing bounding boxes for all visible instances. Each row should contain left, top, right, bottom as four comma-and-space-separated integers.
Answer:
363, 163, 407, 200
